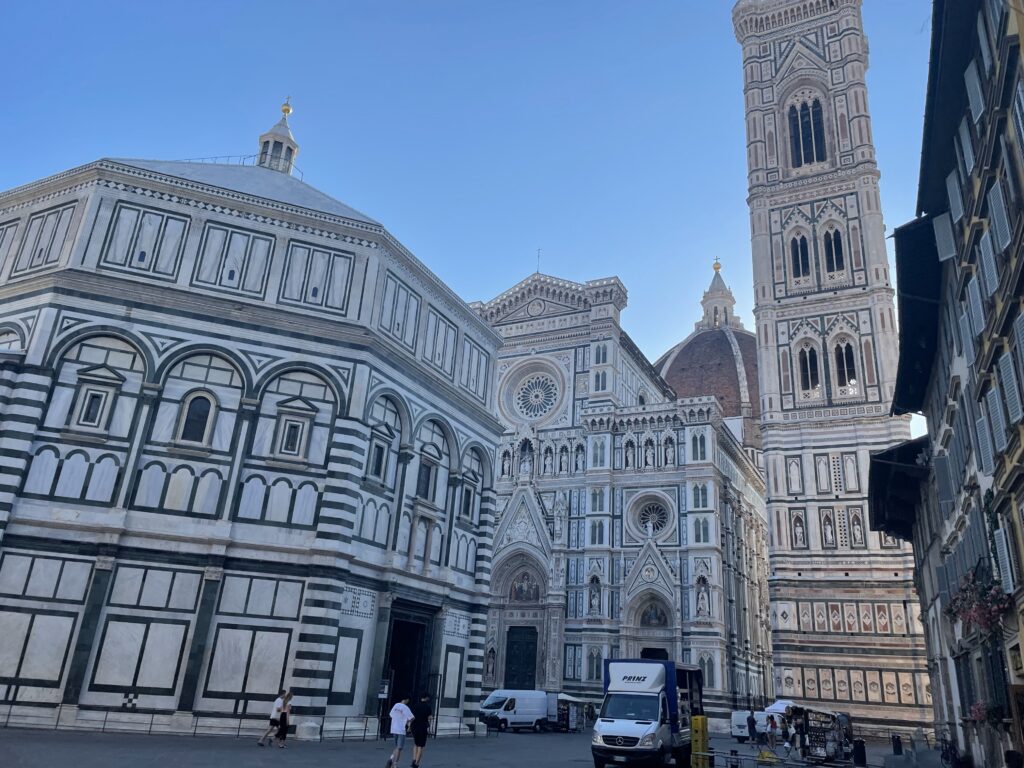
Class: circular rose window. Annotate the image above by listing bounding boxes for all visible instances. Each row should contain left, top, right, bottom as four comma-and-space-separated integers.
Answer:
637, 503, 669, 535
515, 374, 559, 420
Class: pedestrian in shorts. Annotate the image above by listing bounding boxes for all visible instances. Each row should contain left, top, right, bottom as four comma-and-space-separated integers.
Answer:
386, 695, 414, 768
410, 693, 433, 768
257, 688, 286, 747
275, 690, 293, 748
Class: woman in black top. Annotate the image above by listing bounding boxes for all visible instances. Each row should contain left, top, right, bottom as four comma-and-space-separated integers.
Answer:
275, 691, 293, 748
410, 694, 432, 768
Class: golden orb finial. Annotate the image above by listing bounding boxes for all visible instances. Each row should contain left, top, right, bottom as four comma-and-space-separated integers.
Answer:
713, 258, 721, 272
281, 97, 293, 118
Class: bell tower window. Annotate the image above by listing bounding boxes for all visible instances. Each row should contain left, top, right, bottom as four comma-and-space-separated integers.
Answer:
824, 229, 845, 273
798, 346, 820, 392
788, 98, 827, 168
790, 236, 810, 278
834, 341, 857, 389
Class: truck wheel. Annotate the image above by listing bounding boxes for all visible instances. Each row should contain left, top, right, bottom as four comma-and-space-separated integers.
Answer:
533, 720, 542, 733
738, 736, 747, 743
499, 719, 508, 732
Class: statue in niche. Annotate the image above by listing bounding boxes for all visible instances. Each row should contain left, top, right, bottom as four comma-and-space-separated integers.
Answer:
543, 451, 553, 474
485, 648, 495, 677
644, 443, 655, 467
575, 447, 584, 472
640, 602, 667, 627
822, 514, 835, 547
792, 515, 806, 548
664, 442, 674, 465
559, 449, 568, 472
589, 580, 601, 613
520, 451, 533, 475
501, 453, 510, 477
851, 513, 864, 545
510, 571, 540, 602
624, 445, 633, 469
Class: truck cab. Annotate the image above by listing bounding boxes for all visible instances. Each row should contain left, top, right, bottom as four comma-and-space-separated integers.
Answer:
591, 660, 703, 768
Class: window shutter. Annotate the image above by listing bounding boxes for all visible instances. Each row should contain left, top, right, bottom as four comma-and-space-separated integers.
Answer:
968, 277, 985, 336
933, 213, 957, 261
1015, 82, 1024, 154
965, 60, 985, 123
979, 231, 999, 295
947, 173, 965, 223
960, 310, 977, 362
995, 528, 1017, 593
990, 181, 1012, 252
934, 453, 955, 505
1015, 314, 1024, 377
960, 118, 976, 173
977, 14, 993, 74
987, 387, 1009, 453
998, 352, 1023, 423
976, 414, 995, 474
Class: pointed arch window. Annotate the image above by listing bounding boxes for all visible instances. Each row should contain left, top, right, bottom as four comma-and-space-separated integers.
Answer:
790, 235, 810, 278
587, 647, 603, 680
788, 98, 827, 168
177, 392, 216, 444
823, 229, 845, 273
798, 346, 820, 392
834, 340, 858, 390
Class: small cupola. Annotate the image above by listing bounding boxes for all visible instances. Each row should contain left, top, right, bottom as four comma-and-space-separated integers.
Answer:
257, 99, 299, 175
697, 259, 743, 331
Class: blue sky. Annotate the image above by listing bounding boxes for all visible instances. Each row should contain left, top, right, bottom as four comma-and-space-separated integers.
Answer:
4, 0, 932, 361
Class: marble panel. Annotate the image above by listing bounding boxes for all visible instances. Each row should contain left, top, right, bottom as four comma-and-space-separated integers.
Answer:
54, 453, 88, 498
0, 555, 32, 596
56, 560, 91, 602
0, 611, 31, 676
865, 670, 882, 702
164, 468, 194, 512
898, 672, 916, 705
168, 572, 200, 611
20, 614, 73, 681
25, 558, 61, 599
273, 581, 302, 619
135, 464, 166, 508
292, 484, 317, 526
109, 567, 144, 606
882, 671, 899, 703
238, 476, 266, 520
24, 450, 58, 494
443, 650, 462, 700
219, 577, 249, 614
247, 579, 275, 616
850, 670, 866, 701
93, 620, 145, 686
136, 622, 186, 689
85, 456, 118, 502
44, 387, 74, 429
206, 628, 251, 692
332, 635, 358, 694
266, 483, 291, 523
193, 472, 221, 516
245, 631, 288, 695
140, 569, 173, 608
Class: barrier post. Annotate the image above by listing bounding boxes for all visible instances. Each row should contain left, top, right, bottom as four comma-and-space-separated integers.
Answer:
691, 715, 708, 768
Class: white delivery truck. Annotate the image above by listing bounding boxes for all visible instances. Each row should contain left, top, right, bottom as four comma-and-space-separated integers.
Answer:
479, 689, 549, 732
591, 660, 704, 767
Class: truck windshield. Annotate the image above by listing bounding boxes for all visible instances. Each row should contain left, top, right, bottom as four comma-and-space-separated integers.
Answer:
601, 694, 659, 721
481, 696, 506, 710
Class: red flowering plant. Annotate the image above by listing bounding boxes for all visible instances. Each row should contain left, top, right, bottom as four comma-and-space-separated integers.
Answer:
944, 570, 1012, 636
968, 700, 1004, 727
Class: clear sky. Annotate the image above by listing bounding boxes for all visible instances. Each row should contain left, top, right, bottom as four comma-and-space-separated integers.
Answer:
4, 0, 932, 362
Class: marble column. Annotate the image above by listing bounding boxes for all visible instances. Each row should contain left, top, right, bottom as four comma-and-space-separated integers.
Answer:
62, 556, 115, 704
177, 566, 223, 711
363, 592, 394, 714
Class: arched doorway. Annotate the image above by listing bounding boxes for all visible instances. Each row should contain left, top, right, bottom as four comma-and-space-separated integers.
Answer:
621, 593, 677, 661
487, 555, 551, 691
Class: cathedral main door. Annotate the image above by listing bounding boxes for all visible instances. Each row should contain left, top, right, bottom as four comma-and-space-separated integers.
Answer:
503, 626, 537, 689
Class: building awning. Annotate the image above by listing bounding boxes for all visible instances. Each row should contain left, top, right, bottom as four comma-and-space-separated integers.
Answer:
891, 216, 942, 416
868, 436, 930, 542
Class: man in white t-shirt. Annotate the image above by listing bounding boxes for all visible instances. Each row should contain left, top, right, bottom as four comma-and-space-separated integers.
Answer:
257, 688, 286, 747
386, 695, 415, 768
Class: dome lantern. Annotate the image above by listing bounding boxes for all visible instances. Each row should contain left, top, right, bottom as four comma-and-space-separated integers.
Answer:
257, 98, 299, 175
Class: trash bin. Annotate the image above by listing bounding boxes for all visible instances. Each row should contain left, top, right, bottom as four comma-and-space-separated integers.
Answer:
852, 739, 867, 766
891, 734, 903, 755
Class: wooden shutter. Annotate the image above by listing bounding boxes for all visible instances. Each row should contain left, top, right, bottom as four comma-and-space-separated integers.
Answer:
933, 212, 957, 261
979, 230, 999, 295
987, 387, 1008, 453
965, 59, 985, 122
960, 310, 976, 362
976, 413, 994, 474
990, 181, 1012, 252
968, 276, 985, 335
960, 118, 976, 173
998, 352, 1023, 423
947, 173, 965, 223
995, 528, 1017, 593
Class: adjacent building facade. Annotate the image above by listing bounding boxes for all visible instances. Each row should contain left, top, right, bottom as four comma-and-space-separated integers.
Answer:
0, 107, 504, 731
871, 0, 1024, 763
732, 0, 931, 730
475, 268, 772, 728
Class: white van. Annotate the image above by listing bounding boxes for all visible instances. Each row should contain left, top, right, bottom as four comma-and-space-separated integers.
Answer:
730, 710, 768, 742
479, 689, 549, 732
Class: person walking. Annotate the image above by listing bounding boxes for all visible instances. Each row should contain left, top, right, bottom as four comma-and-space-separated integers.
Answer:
767, 715, 777, 749
275, 690, 293, 748
746, 710, 757, 745
410, 693, 432, 768
257, 688, 286, 747
386, 695, 414, 768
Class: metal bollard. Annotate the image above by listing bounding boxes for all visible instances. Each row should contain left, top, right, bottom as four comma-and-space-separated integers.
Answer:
729, 748, 740, 768
852, 738, 867, 766
891, 733, 903, 755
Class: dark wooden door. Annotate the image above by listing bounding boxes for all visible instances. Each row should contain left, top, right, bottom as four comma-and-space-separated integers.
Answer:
504, 626, 538, 689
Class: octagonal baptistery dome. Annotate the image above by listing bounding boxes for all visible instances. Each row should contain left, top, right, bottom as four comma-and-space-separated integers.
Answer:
654, 264, 761, 450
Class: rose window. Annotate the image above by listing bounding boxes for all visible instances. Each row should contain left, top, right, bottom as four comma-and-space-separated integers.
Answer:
515, 375, 559, 420
637, 503, 669, 535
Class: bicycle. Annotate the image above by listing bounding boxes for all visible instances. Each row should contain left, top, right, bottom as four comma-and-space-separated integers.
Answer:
938, 731, 959, 768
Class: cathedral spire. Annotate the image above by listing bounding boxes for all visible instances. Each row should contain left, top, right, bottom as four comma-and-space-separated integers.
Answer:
257, 99, 300, 175
696, 260, 741, 331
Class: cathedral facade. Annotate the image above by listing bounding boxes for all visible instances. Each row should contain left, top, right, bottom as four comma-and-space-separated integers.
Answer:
0, 108, 503, 731
476, 270, 772, 727
733, 0, 930, 730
